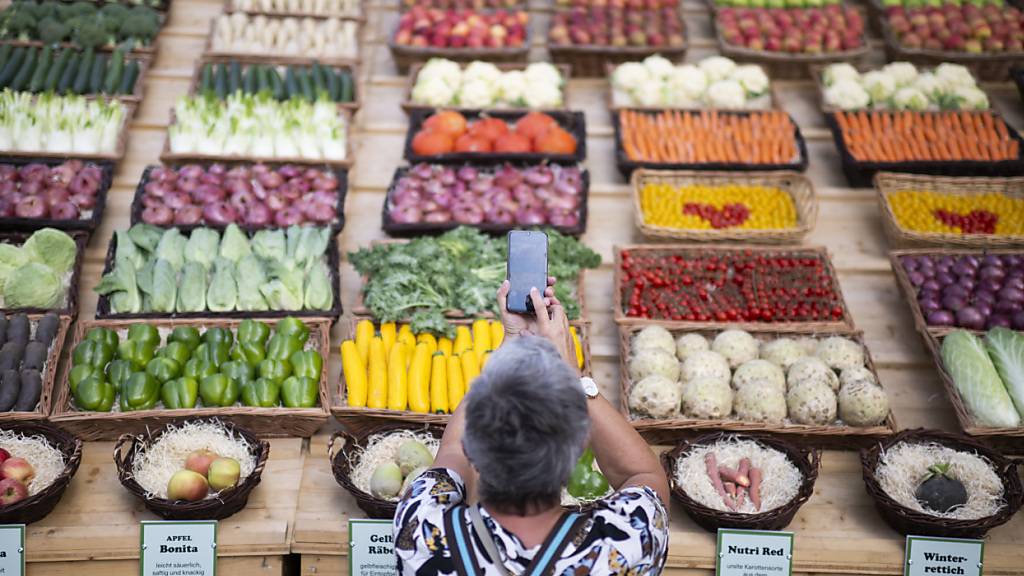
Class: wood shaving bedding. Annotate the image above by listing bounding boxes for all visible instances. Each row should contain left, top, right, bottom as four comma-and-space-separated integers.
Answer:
675, 437, 802, 514
0, 430, 66, 496
348, 430, 439, 501
875, 442, 1004, 520
129, 421, 257, 499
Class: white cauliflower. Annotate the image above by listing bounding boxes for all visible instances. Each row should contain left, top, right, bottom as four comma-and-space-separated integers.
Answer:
642, 54, 676, 79
667, 64, 708, 101
935, 63, 976, 90
699, 55, 737, 83
837, 380, 889, 426
629, 374, 682, 419
681, 377, 733, 419
498, 70, 528, 105
824, 79, 870, 110
523, 62, 563, 87
839, 366, 877, 390
675, 333, 709, 362
882, 61, 919, 87
734, 384, 787, 423
631, 78, 668, 106
706, 79, 747, 109
681, 350, 731, 385
787, 356, 839, 392
815, 336, 865, 372
457, 79, 495, 108
731, 64, 769, 96
861, 70, 896, 104
463, 61, 502, 85
732, 359, 786, 392
759, 338, 806, 370
712, 330, 759, 369
913, 72, 944, 99
787, 380, 838, 425
947, 85, 989, 110
633, 325, 677, 356
629, 349, 681, 383
823, 63, 860, 87
524, 81, 564, 109
613, 62, 651, 92
892, 87, 929, 111
411, 76, 456, 106
418, 58, 462, 90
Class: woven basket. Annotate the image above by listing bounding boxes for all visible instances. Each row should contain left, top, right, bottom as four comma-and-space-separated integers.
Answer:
113, 418, 270, 521
401, 62, 572, 115
329, 420, 446, 519
0, 422, 81, 525
331, 315, 594, 426
613, 243, 855, 332
630, 169, 817, 243
874, 172, 1024, 248
387, 12, 530, 74
0, 313, 72, 422
605, 62, 779, 114
0, 158, 114, 234
878, 18, 1024, 81
661, 432, 820, 532
618, 325, 897, 448
861, 429, 1024, 537
50, 318, 332, 441
0, 231, 87, 318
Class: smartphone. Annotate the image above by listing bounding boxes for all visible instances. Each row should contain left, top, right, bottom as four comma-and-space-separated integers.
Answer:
506, 230, 549, 314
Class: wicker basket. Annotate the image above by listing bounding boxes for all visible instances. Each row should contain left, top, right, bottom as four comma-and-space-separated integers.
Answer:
0, 158, 114, 233
0, 422, 81, 525
613, 243, 855, 332
50, 318, 332, 441
878, 18, 1024, 81
0, 313, 72, 422
113, 419, 270, 520
661, 432, 820, 532
874, 172, 1024, 248
387, 13, 530, 74
0, 231, 87, 318
401, 62, 572, 115
201, 16, 362, 66
329, 420, 446, 519
630, 169, 817, 243
619, 325, 897, 448
331, 315, 594, 426
605, 62, 780, 114
861, 429, 1024, 537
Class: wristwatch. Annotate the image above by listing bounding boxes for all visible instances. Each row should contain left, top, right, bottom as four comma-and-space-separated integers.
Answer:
580, 376, 599, 399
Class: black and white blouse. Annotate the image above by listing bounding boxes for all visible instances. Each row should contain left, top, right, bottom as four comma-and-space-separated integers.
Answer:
393, 468, 669, 576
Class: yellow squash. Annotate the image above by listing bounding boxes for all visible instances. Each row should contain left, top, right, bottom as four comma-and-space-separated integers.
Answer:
340, 340, 366, 408
490, 320, 504, 350
380, 322, 397, 356
355, 319, 374, 367
407, 343, 431, 413
453, 326, 472, 355
438, 337, 453, 357
447, 355, 465, 410
472, 319, 491, 357
460, 350, 480, 390
430, 352, 448, 414
386, 345, 407, 411
367, 337, 388, 409
570, 326, 583, 370
417, 333, 438, 355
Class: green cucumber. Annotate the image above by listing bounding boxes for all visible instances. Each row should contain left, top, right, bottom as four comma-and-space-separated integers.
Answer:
310, 61, 326, 97
103, 48, 124, 94
27, 45, 52, 92
228, 60, 241, 93
119, 59, 139, 94
338, 69, 353, 103
0, 47, 26, 88
256, 65, 271, 95
71, 47, 93, 94
241, 64, 257, 94
214, 63, 228, 99
199, 63, 214, 96
43, 47, 72, 91
325, 67, 339, 101
58, 52, 81, 93
284, 65, 298, 99
298, 68, 314, 101
267, 66, 284, 100
89, 53, 108, 93
10, 47, 38, 91
0, 45, 13, 71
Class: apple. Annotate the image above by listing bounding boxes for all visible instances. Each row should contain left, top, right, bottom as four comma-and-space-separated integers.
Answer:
0, 448, 11, 466
207, 458, 241, 492
0, 458, 34, 484
167, 470, 209, 502
0, 479, 27, 506
184, 449, 218, 477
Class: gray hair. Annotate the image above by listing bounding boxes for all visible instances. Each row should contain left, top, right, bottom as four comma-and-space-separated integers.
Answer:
462, 336, 589, 514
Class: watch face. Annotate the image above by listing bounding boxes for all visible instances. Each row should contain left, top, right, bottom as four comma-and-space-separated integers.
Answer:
581, 377, 598, 397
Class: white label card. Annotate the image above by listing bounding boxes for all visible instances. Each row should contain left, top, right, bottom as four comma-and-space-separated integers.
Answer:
0, 525, 24, 576
905, 535, 984, 576
140, 520, 217, 576
716, 529, 794, 576
349, 519, 397, 576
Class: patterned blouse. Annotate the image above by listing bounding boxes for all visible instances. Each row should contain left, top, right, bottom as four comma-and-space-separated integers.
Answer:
393, 468, 669, 576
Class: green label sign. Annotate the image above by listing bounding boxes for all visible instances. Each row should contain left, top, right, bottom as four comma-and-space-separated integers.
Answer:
905, 536, 984, 576
140, 520, 217, 576
349, 519, 397, 576
716, 529, 794, 576
0, 525, 24, 576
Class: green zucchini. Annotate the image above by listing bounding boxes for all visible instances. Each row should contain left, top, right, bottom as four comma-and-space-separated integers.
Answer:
257, 65, 271, 95
338, 69, 353, 103
27, 45, 52, 92
10, 47, 38, 91
119, 60, 139, 94
267, 66, 284, 100
325, 67, 339, 101
103, 48, 124, 94
214, 63, 228, 99
228, 60, 241, 93
0, 47, 26, 88
71, 47, 93, 94
298, 68, 314, 102
310, 61, 326, 97
43, 47, 72, 91
0, 45, 13, 71
199, 63, 214, 96
284, 65, 298, 99
240, 64, 255, 94
89, 53, 108, 93
58, 52, 81, 94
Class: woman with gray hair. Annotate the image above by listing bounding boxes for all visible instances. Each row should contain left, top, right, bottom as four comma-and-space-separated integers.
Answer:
393, 279, 670, 575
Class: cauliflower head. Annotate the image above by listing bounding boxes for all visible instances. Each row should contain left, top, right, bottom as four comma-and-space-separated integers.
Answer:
642, 54, 676, 79
892, 87, 929, 111
706, 79, 746, 109
418, 58, 463, 90
823, 63, 860, 87
861, 71, 896, 104
524, 81, 563, 109
731, 64, 769, 96
699, 55, 737, 83
882, 61, 919, 87
524, 62, 563, 86
457, 79, 496, 108
463, 61, 503, 85
411, 76, 456, 106
935, 63, 976, 89
498, 70, 528, 105
667, 64, 708, 101
824, 79, 870, 110
613, 62, 651, 92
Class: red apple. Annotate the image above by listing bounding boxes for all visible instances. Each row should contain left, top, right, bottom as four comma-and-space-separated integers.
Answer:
167, 470, 209, 502
184, 449, 218, 477
0, 458, 34, 484
0, 478, 27, 506
0, 449, 11, 466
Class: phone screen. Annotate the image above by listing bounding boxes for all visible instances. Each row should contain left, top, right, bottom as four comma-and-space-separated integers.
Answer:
506, 231, 548, 314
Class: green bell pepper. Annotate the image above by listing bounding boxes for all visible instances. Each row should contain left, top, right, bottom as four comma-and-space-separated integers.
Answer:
221, 359, 256, 385
241, 377, 280, 407
74, 375, 115, 412
202, 327, 234, 348
231, 340, 266, 365
238, 319, 271, 345
72, 339, 114, 369
199, 373, 239, 407
258, 358, 292, 384
266, 333, 302, 361
275, 317, 309, 344
84, 326, 118, 351
158, 341, 192, 366
168, 326, 201, 351
120, 372, 159, 411
161, 377, 199, 409
145, 357, 182, 384
118, 339, 156, 370
195, 342, 230, 367
281, 375, 319, 408
184, 357, 217, 380
68, 364, 99, 394
567, 448, 609, 501
127, 324, 160, 348
105, 359, 134, 388
289, 350, 322, 380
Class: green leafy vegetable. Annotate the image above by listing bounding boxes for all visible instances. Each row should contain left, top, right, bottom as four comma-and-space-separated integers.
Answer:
252, 229, 285, 262
22, 228, 76, 275
127, 223, 163, 253
206, 257, 237, 312
219, 224, 251, 263
155, 228, 186, 272
304, 261, 332, 310
148, 258, 177, 313
177, 261, 206, 312
984, 327, 1024, 420
94, 262, 140, 313
941, 330, 1020, 428
4, 262, 61, 308
184, 228, 220, 270
236, 254, 269, 311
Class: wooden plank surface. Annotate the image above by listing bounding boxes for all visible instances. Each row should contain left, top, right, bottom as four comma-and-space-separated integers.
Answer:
54, 0, 1024, 573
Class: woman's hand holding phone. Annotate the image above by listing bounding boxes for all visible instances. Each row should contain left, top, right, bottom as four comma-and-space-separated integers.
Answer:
497, 277, 578, 374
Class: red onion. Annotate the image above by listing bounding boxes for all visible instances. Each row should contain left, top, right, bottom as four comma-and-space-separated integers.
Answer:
43, 187, 69, 208
151, 166, 176, 182
274, 207, 304, 227
142, 194, 163, 209
391, 204, 423, 224
0, 180, 15, 196
208, 163, 227, 176
452, 202, 484, 224
199, 172, 223, 187
956, 307, 986, 330
252, 163, 271, 175
266, 192, 287, 211
174, 205, 202, 225
457, 166, 478, 182
250, 179, 268, 200
192, 184, 226, 204
179, 164, 204, 180
227, 166, 250, 179
203, 201, 238, 225
303, 200, 336, 223
278, 164, 301, 179
19, 164, 48, 182
230, 190, 257, 212
144, 181, 168, 198
524, 170, 553, 186
69, 192, 96, 209
0, 165, 17, 181
411, 163, 434, 180
0, 198, 12, 217
313, 174, 339, 191
163, 190, 191, 210
19, 179, 42, 196
243, 202, 272, 226
546, 195, 578, 211
258, 170, 285, 189
51, 162, 76, 184
14, 196, 45, 218
926, 310, 955, 325
515, 207, 546, 225
549, 209, 579, 228
142, 204, 173, 225
486, 205, 514, 224
50, 201, 80, 220
1013, 311, 1024, 329
177, 177, 200, 194
424, 210, 452, 223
